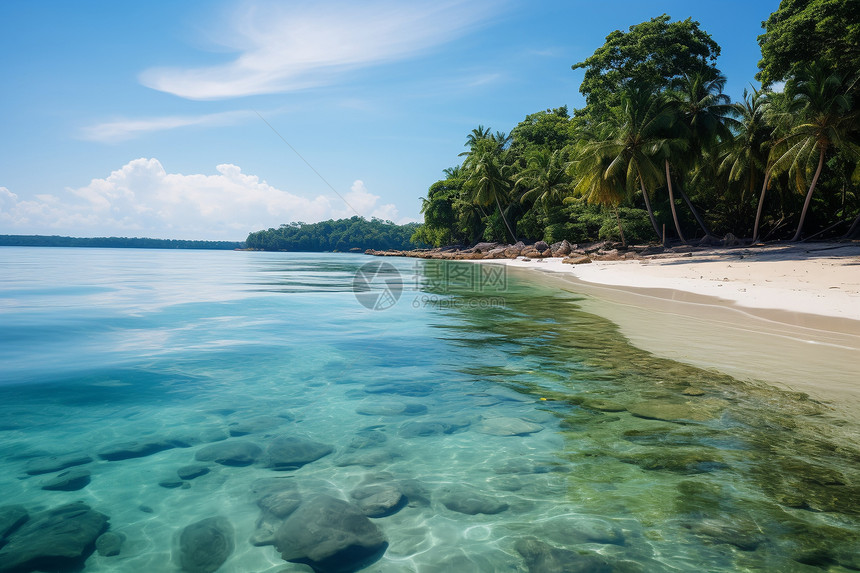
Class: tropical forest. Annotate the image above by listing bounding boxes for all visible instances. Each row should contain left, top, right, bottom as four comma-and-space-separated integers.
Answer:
412, 2, 860, 248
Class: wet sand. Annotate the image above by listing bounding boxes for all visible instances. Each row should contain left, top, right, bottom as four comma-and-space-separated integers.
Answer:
477, 244, 860, 415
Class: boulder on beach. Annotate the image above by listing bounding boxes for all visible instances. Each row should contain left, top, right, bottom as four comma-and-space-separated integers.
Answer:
177, 516, 234, 573
0, 502, 109, 573
275, 495, 387, 573
562, 255, 591, 265
195, 441, 262, 467
264, 435, 333, 470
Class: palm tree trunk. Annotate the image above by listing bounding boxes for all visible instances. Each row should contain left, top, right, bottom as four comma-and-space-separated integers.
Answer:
638, 175, 661, 240
676, 184, 712, 237
614, 205, 626, 247
791, 148, 825, 242
495, 195, 517, 243
751, 170, 771, 244
665, 160, 686, 244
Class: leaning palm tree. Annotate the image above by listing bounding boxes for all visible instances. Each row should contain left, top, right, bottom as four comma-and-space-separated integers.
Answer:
720, 87, 774, 243
668, 70, 738, 239
771, 64, 859, 241
578, 87, 672, 241
514, 148, 572, 211
462, 139, 517, 242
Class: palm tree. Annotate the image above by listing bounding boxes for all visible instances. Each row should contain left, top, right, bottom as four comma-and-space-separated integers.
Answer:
578, 87, 672, 241
572, 148, 628, 246
462, 138, 517, 242
771, 64, 858, 241
514, 148, 571, 211
720, 87, 774, 243
465, 125, 492, 150
669, 70, 738, 239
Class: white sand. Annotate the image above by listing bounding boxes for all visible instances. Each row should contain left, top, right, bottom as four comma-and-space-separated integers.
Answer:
498, 243, 860, 321
474, 243, 860, 412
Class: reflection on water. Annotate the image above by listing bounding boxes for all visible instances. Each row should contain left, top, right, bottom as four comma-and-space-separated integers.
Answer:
0, 248, 857, 572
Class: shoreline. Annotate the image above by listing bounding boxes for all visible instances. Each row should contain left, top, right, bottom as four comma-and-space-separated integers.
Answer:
468, 245, 860, 414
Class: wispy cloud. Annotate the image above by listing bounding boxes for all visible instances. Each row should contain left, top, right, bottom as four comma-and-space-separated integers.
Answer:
0, 160, 407, 240
81, 110, 254, 142
139, 0, 496, 100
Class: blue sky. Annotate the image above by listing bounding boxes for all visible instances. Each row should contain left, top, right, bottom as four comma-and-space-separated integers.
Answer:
0, 0, 778, 240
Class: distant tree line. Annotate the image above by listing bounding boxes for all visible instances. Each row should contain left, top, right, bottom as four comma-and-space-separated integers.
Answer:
245, 217, 422, 251
0, 235, 243, 250
414, 2, 860, 247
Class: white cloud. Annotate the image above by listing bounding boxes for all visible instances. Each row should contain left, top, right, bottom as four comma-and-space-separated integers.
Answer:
139, 0, 494, 100
81, 110, 254, 143
0, 159, 409, 240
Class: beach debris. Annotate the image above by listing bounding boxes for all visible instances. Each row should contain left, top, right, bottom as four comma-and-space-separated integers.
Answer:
177, 516, 234, 573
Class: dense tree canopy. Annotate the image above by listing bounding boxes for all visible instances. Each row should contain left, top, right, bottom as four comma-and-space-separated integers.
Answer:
572, 15, 721, 121
245, 217, 421, 252
0, 235, 242, 249
757, 0, 860, 86
414, 9, 859, 248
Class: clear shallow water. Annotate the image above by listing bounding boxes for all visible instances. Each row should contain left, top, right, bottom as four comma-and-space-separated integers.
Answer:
0, 247, 857, 572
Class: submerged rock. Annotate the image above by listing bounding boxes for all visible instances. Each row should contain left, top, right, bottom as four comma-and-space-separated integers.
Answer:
398, 417, 470, 438
265, 435, 333, 470
24, 454, 93, 476
627, 400, 721, 422
350, 476, 406, 517
227, 415, 289, 437
438, 486, 508, 515
535, 516, 625, 546
355, 400, 427, 416
0, 505, 28, 539
98, 438, 190, 461
95, 531, 124, 557
476, 417, 543, 436
363, 382, 434, 397
41, 468, 91, 492
275, 495, 387, 572
515, 537, 621, 573
177, 516, 234, 573
0, 502, 108, 573
177, 464, 210, 480
195, 441, 262, 467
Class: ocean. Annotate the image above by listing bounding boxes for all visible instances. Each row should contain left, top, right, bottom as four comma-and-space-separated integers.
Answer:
0, 247, 857, 572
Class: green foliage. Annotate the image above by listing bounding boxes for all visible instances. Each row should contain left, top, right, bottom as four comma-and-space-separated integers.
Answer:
0, 235, 242, 249
572, 15, 721, 120
245, 217, 422, 251
757, 0, 860, 86
416, 11, 859, 246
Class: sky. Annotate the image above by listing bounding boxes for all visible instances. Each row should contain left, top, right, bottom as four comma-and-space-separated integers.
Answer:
0, 0, 779, 240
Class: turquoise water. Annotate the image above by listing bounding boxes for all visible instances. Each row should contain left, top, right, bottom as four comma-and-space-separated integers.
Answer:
0, 247, 857, 572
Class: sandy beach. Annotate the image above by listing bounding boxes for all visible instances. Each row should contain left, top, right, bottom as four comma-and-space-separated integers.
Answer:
480, 243, 860, 413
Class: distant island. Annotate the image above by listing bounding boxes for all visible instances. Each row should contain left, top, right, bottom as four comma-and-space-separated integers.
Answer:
0, 235, 244, 250
245, 216, 422, 252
